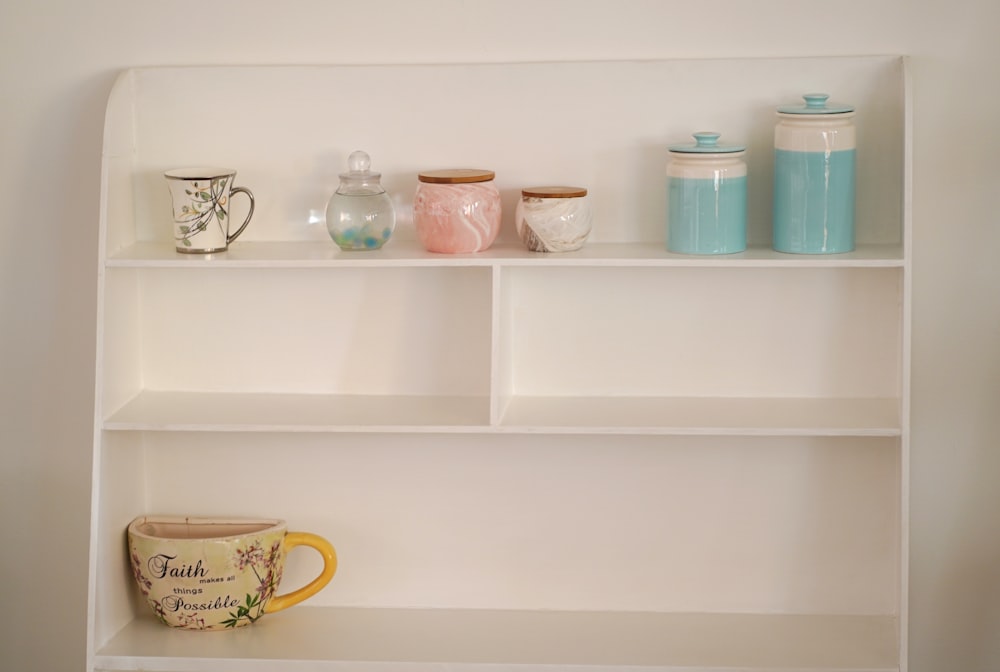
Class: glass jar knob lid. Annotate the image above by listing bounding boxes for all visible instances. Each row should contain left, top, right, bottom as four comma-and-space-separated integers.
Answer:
341, 150, 380, 179
336, 150, 386, 195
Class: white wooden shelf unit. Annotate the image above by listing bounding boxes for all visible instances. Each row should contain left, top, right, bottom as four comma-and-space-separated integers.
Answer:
88, 56, 911, 672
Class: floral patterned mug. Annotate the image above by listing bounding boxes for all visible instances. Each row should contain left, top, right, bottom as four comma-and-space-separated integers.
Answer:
127, 516, 337, 630
165, 168, 255, 253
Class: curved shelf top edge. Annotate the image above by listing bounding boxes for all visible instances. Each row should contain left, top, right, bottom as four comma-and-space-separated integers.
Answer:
112, 54, 906, 78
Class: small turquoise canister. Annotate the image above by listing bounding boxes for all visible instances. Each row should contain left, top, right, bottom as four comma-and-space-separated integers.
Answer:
667, 132, 747, 255
773, 93, 856, 254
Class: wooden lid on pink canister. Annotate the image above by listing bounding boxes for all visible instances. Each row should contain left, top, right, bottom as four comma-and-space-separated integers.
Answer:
417, 169, 495, 184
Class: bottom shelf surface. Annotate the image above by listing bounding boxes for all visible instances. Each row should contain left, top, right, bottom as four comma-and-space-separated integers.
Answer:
94, 607, 899, 672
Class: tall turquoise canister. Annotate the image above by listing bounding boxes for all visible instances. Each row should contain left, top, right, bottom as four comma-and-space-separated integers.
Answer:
773, 93, 856, 254
667, 132, 747, 255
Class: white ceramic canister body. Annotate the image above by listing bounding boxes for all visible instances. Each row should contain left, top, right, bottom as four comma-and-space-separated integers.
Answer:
413, 169, 501, 254
772, 93, 856, 254
667, 132, 747, 255
515, 186, 592, 252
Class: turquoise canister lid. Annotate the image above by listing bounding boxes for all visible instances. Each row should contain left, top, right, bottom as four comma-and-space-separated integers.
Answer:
777, 93, 854, 114
668, 132, 745, 153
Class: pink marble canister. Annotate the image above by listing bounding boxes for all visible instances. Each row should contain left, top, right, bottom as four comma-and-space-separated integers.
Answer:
414, 169, 501, 253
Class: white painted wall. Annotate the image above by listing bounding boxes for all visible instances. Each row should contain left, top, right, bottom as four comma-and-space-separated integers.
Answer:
1, 1, 998, 669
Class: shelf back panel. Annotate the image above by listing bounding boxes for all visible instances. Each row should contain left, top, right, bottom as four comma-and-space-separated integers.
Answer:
116, 267, 493, 396
504, 266, 902, 398
139, 432, 901, 615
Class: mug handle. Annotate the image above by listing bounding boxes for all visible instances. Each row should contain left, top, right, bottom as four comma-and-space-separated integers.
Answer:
263, 532, 338, 614
226, 186, 255, 244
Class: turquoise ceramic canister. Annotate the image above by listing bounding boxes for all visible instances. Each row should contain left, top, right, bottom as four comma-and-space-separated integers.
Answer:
772, 93, 856, 254
666, 132, 748, 255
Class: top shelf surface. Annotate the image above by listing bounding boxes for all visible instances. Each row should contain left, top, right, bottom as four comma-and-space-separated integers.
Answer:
108, 241, 904, 268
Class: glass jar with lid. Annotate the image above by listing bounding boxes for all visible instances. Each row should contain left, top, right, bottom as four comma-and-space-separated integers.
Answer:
667, 132, 747, 255
413, 169, 501, 254
325, 150, 395, 251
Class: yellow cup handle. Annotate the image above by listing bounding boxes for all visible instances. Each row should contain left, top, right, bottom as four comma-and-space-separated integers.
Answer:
263, 532, 338, 614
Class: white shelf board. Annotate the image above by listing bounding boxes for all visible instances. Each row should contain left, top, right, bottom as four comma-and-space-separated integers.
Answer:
104, 391, 491, 432
107, 241, 905, 269
94, 607, 899, 672
103, 391, 899, 436
500, 396, 902, 436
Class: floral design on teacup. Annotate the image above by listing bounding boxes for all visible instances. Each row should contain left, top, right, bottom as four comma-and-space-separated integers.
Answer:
222, 538, 285, 628
174, 176, 231, 249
